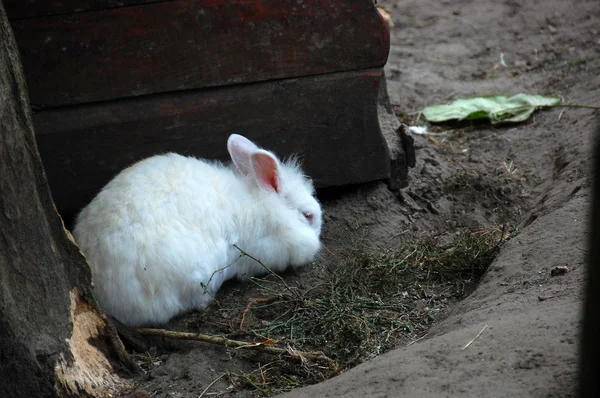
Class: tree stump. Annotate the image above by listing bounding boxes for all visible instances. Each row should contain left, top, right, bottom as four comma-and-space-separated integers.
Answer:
0, 2, 137, 396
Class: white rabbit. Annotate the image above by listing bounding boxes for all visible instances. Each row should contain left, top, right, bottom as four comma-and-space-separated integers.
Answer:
72, 134, 322, 327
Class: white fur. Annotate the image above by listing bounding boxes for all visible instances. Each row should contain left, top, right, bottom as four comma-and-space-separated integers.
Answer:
72, 135, 322, 326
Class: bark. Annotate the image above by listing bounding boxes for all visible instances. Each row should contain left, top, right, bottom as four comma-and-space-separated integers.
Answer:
0, 1, 136, 396
580, 123, 600, 397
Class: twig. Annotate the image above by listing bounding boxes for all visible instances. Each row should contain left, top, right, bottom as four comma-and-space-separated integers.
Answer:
388, 247, 418, 273
461, 324, 488, 350
233, 244, 300, 299
555, 103, 600, 121
491, 104, 600, 114
406, 333, 428, 346
553, 104, 600, 110
198, 373, 227, 398
415, 111, 422, 124
135, 328, 336, 367
203, 253, 244, 294
239, 296, 282, 331
385, 229, 409, 242
258, 362, 267, 388
450, 156, 469, 173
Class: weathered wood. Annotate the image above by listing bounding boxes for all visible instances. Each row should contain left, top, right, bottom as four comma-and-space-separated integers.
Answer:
33, 68, 391, 222
377, 74, 415, 191
4, 0, 158, 19
8, 0, 390, 107
0, 2, 137, 396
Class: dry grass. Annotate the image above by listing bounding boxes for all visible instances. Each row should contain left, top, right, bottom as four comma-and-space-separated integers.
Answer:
201, 229, 506, 395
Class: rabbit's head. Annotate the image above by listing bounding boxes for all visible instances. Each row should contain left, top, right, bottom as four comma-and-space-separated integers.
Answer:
227, 134, 322, 266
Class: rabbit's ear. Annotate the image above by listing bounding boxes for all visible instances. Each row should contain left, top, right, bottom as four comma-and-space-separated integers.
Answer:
227, 134, 258, 176
251, 150, 280, 193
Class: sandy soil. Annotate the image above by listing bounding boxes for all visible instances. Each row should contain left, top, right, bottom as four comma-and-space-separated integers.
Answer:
128, 0, 600, 396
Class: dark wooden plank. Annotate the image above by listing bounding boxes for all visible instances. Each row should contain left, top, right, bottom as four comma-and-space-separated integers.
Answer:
33, 68, 391, 221
4, 0, 160, 19
10, 0, 390, 107
4, 0, 161, 19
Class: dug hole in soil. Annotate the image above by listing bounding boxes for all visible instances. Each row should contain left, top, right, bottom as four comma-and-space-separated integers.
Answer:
130, 1, 599, 397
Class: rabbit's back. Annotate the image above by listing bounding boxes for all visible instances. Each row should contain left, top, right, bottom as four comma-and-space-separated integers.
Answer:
74, 153, 242, 325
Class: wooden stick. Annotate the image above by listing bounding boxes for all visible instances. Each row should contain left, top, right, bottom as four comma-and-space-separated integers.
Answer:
461, 324, 488, 350
198, 373, 227, 398
239, 296, 281, 331
135, 328, 335, 366
407, 333, 428, 347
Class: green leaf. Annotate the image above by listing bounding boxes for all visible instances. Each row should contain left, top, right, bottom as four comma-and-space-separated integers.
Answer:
423, 94, 560, 124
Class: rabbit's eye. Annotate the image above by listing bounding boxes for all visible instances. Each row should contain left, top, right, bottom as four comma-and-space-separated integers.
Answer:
302, 212, 314, 224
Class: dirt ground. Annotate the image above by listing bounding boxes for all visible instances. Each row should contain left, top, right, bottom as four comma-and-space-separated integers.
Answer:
128, 0, 599, 396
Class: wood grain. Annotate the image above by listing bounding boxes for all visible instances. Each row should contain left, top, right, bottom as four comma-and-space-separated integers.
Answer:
33, 69, 391, 221
4, 0, 158, 19
9, 0, 390, 107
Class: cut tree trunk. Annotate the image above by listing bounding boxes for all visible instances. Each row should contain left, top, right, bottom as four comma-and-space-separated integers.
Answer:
0, 2, 137, 397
